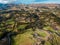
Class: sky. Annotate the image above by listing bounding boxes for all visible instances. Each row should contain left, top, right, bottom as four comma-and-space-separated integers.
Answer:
0, 0, 60, 4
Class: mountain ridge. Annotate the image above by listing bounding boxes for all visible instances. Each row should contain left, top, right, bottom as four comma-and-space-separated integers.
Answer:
0, 3, 60, 10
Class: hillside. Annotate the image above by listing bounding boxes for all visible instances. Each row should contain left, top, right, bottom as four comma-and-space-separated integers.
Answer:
0, 4, 60, 45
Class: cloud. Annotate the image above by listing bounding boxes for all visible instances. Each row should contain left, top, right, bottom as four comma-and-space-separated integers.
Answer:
0, 0, 35, 4
0, 0, 17, 4
0, 0, 60, 4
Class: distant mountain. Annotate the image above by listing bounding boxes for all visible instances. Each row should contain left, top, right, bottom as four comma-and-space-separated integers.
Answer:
0, 3, 60, 10
29, 4, 60, 8
0, 3, 16, 10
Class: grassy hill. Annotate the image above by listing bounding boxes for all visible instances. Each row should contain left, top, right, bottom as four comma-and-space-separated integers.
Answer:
0, 5, 60, 45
